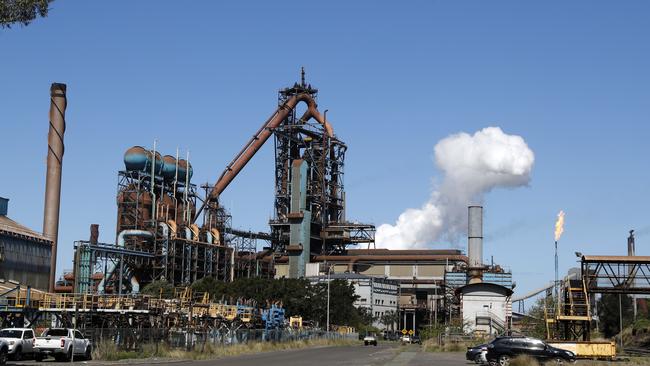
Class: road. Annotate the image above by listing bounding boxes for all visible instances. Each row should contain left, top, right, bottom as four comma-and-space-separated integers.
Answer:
9, 344, 471, 366
5, 345, 625, 365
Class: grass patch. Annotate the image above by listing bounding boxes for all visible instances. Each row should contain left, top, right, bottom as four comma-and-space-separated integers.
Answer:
93, 337, 359, 361
422, 338, 474, 353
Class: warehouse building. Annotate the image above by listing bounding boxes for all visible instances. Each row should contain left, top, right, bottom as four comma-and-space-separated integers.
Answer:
0, 198, 52, 290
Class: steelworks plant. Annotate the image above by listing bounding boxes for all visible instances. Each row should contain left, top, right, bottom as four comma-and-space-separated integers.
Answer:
1, 76, 517, 342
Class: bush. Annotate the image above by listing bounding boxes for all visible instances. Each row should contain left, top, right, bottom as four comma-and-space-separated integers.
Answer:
509, 355, 541, 366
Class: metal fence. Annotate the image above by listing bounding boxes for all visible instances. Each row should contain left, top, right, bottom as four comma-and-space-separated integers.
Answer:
86, 328, 357, 350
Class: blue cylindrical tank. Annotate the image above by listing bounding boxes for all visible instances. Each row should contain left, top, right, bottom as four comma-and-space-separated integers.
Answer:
152, 151, 163, 175
161, 155, 177, 180
177, 159, 193, 181
124, 146, 164, 175
124, 146, 150, 172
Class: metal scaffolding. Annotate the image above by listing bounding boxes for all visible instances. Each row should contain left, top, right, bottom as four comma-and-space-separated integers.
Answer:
582, 255, 650, 294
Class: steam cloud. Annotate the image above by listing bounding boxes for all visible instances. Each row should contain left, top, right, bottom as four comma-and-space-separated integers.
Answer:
376, 127, 535, 249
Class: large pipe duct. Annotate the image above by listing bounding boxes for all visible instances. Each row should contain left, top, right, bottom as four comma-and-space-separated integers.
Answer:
194, 93, 334, 221
468, 205, 483, 284
97, 230, 153, 294
43, 83, 67, 292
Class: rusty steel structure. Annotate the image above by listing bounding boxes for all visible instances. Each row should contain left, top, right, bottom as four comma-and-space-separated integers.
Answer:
44, 83, 67, 292
581, 255, 650, 294
66, 73, 377, 292
195, 71, 374, 277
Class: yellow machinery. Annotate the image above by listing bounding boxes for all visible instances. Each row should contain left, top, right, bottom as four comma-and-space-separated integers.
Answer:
290, 316, 302, 329
543, 277, 616, 359
332, 325, 356, 334
547, 341, 616, 360
545, 277, 591, 341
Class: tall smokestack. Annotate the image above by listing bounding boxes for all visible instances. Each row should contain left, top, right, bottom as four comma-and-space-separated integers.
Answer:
468, 205, 483, 284
628, 230, 635, 256
43, 83, 67, 293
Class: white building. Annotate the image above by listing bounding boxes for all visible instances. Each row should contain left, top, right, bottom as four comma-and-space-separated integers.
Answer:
309, 273, 399, 329
456, 282, 513, 336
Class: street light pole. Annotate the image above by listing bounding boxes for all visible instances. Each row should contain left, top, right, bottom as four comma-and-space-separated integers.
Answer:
326, 262, 331, 333
619, 294, 624, 349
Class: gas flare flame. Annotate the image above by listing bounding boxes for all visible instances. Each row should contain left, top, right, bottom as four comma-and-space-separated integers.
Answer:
554, 210, 565, 242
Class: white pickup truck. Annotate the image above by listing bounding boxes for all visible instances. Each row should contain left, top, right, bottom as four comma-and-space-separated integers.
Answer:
0, 328, 35, 361
33, 328, 92, 362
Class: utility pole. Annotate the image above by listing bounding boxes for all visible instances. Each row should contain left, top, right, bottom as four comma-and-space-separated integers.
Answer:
619, 294, 624, 350
326, 262, 331, 332
434, 284, 438, 325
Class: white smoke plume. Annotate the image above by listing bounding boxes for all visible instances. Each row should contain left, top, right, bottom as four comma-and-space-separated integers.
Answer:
376, 127, 535, 249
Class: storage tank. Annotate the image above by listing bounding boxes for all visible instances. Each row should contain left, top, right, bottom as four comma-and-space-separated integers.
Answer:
177, 159, 193, 181
161, 155, 177, 181
124, 146, 163, 175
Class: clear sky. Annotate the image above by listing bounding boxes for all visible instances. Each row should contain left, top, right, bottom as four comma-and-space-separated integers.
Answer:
1, 1, 649, 298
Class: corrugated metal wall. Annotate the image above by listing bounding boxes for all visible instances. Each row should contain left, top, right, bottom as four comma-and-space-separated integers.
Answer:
0, 234, 51, 290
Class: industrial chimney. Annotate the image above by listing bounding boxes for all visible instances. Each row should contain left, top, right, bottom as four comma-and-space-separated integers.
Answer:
468, 205, 483, 284
628, 230, 635, 257
43, 83, 67, 293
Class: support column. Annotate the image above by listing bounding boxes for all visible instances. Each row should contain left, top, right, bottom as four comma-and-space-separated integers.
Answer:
288, 160, 311, 278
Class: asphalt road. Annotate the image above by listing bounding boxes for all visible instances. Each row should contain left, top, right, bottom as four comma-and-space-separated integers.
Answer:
4, 346, 629, 366
8, 345, 472, 366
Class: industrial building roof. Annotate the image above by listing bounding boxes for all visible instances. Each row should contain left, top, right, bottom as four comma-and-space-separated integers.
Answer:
0, 215, 52, 244
346, 249, 463, 256
455, 282, 514, 297
582, 255, 650, 263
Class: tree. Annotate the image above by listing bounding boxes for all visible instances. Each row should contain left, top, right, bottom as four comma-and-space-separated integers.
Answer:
598, 294, 634, 338
380, 310, 400, 331
141, 280, 174, 298
1, 0, 54, 28
186, 277, 365, 329
519, 296, 554, 339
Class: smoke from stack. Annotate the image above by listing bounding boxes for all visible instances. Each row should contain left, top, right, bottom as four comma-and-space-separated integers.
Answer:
376, 127, 535, 249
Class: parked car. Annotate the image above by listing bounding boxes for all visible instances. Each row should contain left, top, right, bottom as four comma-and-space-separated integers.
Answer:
410, 335, 421, 345
400, 335, 411, 344
363, 334, 378, 346
0, 328, 35, 361
34, 328, 92, 362
0, 339, 8, 365
466, 343, 488, 364
486, 336, 576, 365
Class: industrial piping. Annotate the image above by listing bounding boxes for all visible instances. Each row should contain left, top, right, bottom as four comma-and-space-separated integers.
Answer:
194, 93, 335, 221
43, 83, 67, 293
97, 230, 153, 294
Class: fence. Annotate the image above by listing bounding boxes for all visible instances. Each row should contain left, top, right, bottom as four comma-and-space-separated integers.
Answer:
85, 327, 357, 351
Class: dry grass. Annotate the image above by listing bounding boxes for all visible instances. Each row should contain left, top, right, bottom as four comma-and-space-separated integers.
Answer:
422, 338, 474, 353
577, 359, 650, 366
93, 338, 358, 361
510, 355, 541, 366
504, 354, 650, 366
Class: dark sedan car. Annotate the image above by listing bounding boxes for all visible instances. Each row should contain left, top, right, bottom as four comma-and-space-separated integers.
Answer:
466, 343, 488, 364
486, 336, 576, 365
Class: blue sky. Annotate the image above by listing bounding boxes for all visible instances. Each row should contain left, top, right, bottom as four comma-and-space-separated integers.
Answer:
1, 1, 649, 297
